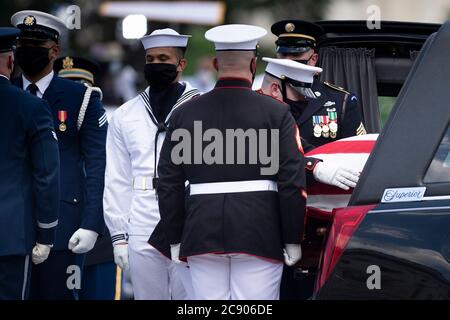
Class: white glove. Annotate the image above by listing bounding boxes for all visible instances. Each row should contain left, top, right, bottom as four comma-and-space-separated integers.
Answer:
113, 242, 129, 271
283, 244, 302, 266
68, 228, 98, 254
32, 243, 52, 265
313, 161, 360, 190
170, 243, 182, 264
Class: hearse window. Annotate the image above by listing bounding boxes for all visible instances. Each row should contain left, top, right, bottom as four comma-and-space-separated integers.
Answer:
424, 125, 450, 183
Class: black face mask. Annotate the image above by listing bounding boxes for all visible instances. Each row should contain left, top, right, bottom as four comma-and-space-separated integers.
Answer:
278, 82, 307, 119
294, 58, 310, 65
15, 46, 51, 77
144, 63, 179, 90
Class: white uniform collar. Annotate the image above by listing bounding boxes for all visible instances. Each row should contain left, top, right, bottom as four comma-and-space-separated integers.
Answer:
144, 81, 198, 97
22, 70, 54, 97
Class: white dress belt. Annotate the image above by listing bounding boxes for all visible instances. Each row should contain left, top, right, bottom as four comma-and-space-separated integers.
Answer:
133, 176, 156, 190
189, 180, 278, 195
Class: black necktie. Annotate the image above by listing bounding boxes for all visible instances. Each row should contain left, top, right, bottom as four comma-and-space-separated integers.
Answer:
27, 83, 38, 96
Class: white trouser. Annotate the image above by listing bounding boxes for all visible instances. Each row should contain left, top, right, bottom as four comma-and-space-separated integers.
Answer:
174, 262, 195, 300
128, 235, 187, 300
187, 254, 283, 300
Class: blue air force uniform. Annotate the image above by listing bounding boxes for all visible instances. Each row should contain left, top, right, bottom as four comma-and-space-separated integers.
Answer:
0, 27, 60, 300
11, 11, 107, 299
14, 74, 107, 299
14, 75, 107, 245
55, 56, 117, 300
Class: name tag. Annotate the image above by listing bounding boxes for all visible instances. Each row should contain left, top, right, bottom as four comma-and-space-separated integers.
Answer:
381, 187, 426, 203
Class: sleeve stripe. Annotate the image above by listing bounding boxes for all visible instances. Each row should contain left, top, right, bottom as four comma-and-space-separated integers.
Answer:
98, 114, 108, 125
99, 118, 108, 127
98, 113, 107, 122
111, 234, 127, 243
37, 220, 58, 229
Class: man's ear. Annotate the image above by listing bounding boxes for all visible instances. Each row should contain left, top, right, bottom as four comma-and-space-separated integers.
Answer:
309, 52, 319, 66
49, 44, 60, 62
250, 57, 257, 74
270, 82, 282, 99
177, 58, 187, 72
212, 58, 218, 72
8, 54, 14, 72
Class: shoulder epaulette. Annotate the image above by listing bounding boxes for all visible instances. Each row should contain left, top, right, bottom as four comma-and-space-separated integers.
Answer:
324, 81, 350, 95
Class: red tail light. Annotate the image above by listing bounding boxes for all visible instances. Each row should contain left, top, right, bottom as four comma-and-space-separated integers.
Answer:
314, 204, 376, 293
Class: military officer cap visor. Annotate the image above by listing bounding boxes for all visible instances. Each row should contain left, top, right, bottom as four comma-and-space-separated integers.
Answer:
271, 20, 324, 54
263, 57, 322, 99
11, 10, 66, 43
0, 27, 20, 53
205, 24, 267, 51
140, 28, 191, 50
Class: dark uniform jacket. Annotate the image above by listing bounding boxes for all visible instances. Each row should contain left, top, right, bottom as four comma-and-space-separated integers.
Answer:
0, 76, 59, 256
293, 78, 366, 148
15, 75, 107, 250
156, 78, 307, 262
255, 89, 321, 185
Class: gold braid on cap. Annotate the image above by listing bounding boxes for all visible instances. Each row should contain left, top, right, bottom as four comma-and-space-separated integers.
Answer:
279, 33, 316, 42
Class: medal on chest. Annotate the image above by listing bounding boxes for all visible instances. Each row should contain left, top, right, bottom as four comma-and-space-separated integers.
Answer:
321, 115, 330, 138
58, 110, 67, 132
327, 108, 338, 139
312, 116, 322, 138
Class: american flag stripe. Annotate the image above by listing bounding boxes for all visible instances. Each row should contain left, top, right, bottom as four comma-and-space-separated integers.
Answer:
307, 194, 352, 213
305, 134, 379, 214
307, 134, 378, 156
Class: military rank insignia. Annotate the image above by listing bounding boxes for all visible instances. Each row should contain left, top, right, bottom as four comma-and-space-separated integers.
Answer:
58, 110, 67, 132
356, 122, 367, 136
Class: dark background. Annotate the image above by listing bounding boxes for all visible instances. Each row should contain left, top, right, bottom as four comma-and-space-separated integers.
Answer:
1, 0, 330, 104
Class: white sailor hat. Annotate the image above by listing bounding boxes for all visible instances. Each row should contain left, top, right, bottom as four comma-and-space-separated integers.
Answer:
11, 10, 66, 42
205, 24, 267, 51
140, 28, 191, 50
263, 57, 322, 99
